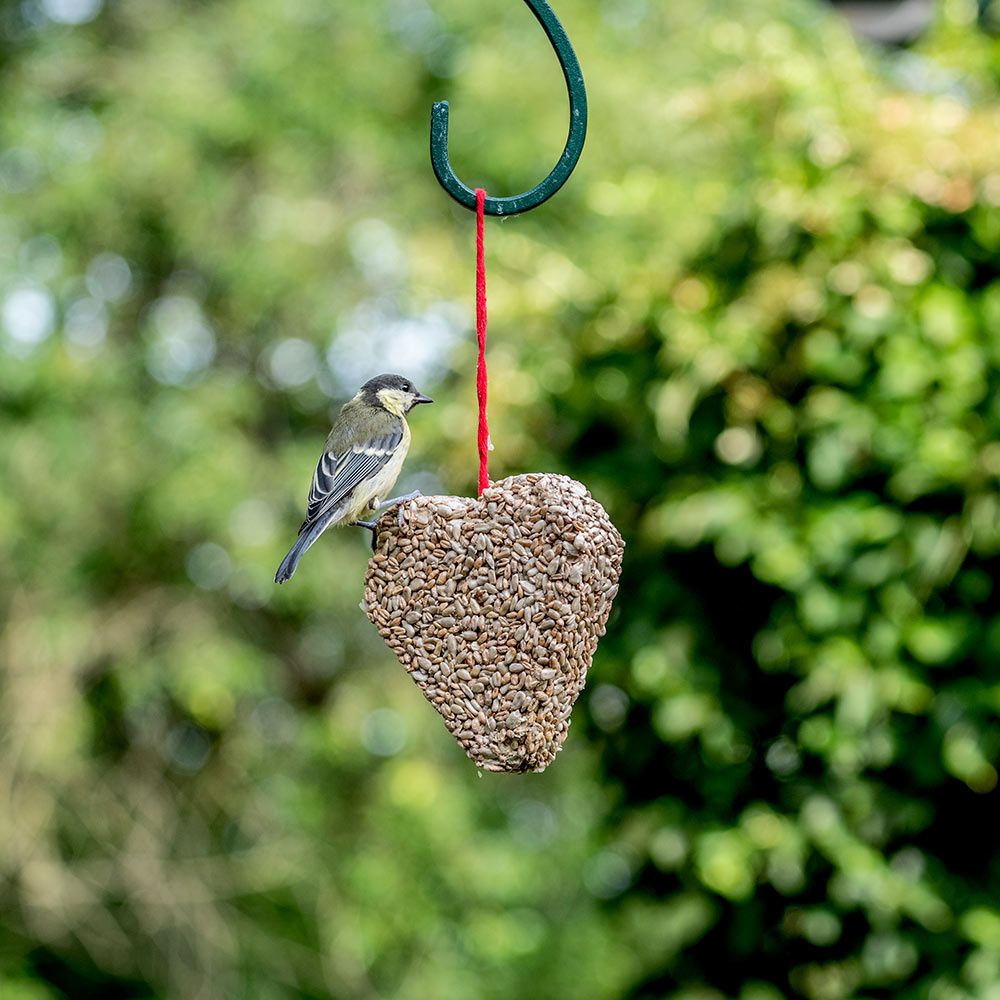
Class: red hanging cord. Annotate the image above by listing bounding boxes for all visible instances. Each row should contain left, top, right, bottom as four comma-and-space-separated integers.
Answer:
475, 188, 490, 496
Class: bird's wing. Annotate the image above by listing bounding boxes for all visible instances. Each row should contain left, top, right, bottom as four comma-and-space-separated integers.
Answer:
301, 425, 404, 531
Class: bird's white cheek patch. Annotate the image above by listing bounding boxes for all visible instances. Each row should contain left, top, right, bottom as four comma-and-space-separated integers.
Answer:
362, 473, 624, 773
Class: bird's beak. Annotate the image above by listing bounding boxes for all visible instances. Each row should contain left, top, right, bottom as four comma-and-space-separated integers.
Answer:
413, 393, 434, 405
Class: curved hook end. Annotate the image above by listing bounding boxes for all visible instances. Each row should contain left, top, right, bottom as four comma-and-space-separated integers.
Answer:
428, 98, 569, 218
430, 101, 478, 213
428, 0, 587, 218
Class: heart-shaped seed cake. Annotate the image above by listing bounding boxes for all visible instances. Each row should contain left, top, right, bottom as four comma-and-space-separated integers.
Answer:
363, 473, 624, 772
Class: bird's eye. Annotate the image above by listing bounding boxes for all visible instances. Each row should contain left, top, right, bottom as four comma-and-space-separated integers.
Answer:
402, 382, 412, 392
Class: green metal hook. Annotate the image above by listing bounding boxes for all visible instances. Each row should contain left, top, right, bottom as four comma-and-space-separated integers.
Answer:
430, 0, 588, 217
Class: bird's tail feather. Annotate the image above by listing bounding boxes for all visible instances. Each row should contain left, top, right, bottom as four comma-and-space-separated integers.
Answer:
274, 517, 330, 584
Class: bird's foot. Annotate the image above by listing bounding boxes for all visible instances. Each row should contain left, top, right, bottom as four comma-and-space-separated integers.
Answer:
378, 490, 422, 510
377, 490, 422, 528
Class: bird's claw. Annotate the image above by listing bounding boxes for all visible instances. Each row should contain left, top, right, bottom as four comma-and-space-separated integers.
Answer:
353, 493, 422, 552
378, 490, 422, 510
377, 490, 422, 529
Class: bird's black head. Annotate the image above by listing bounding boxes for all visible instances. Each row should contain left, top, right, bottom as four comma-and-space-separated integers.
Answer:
360, 374, 433, 416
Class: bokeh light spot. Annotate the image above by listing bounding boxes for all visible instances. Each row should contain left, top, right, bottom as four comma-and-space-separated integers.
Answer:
361, 708, 407, 757
267, 338, 319, 388
590, 683, 629, 731
186, 542, 233, 591
41, 0, 102, 24
2, 287, 55, 354
145, 295, 216, 385
86, 253, 132, 301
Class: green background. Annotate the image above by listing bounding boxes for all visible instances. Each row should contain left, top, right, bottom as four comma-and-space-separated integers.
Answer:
2, 0, 1000, 997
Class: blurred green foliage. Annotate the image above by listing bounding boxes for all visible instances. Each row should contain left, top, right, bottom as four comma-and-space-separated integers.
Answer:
2, 0, 1000, 998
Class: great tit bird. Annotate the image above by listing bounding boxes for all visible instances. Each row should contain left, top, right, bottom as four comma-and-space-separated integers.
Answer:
274, 373, 433, 584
